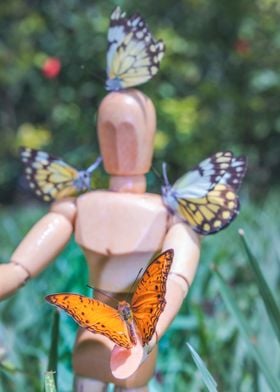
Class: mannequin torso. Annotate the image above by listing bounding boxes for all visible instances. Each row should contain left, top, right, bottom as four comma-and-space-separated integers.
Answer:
75, 190, 169, 292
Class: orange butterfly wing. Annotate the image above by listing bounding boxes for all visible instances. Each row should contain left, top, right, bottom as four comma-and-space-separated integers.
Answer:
131, 249, 174, 345
45, 293, 132, 349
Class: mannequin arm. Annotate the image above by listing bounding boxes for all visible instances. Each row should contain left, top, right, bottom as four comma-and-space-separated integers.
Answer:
153, 221, 200, 343
0, 199, 76, 300
111, 221, 200, 378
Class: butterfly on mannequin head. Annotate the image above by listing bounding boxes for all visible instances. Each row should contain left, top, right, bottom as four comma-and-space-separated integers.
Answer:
161, 151, 247, 235
105, 6, 165, 91
46, 249, 174, 349
19, 147, 102, 202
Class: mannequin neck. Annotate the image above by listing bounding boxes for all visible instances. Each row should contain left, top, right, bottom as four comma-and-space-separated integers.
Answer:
109, 175, 146, 193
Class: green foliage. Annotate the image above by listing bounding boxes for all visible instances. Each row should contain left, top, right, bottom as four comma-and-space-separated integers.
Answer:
0, 191, 279, 391
47, 310, 60, 386
0, 0, 280, 202
186, 343, 218, 392
44, 372, 57, 392
213, 268, 280, 391
239, 230, 280, 343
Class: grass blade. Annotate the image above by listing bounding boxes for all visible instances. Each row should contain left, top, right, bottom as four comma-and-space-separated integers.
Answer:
47, 310, 60, 386
44, 372, 57, 392
187, 342, 218, 392
239, 229, 280, 342
213, 266, 280, 392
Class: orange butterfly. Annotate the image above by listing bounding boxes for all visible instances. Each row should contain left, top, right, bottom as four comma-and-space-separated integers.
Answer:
45, 249, 174, 349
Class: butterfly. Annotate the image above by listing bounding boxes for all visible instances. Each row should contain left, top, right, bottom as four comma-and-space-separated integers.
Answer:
106, 6, 165, 91
19, 147, 102, 202
46, 249, 174, 349
161, 151, 247, 235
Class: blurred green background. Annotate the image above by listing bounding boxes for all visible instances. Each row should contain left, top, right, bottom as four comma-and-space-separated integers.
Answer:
0, 0, 279, 391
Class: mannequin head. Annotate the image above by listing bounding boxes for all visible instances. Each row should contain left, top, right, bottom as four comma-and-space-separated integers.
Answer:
97, 89, 156, 184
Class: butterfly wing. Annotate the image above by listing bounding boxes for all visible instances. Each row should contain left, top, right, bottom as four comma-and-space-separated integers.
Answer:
219, 155, 247, 191
177, 184, 239, 235
19, 147, 81, 202
162, 152, 246, 235
131, 249, 174, 346
172, 152, 237, 196
46, 293, 132, 349
106, 6, 165, 91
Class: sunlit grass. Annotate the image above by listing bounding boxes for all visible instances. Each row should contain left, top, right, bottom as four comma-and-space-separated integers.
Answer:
0, 190, 279, 391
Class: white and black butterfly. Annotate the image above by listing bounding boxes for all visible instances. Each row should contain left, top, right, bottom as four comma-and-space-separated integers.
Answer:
106, 7, 165, 91
19, 147, 102, 202
161, 151, 247, 235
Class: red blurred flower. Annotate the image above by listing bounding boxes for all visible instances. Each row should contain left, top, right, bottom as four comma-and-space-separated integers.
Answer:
234, 39, 250, 55
42, 57, 61, 79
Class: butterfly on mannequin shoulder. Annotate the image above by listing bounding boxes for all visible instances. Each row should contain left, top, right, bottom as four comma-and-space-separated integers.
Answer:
46, 249, 174, 349
19, 147, 102, 202
106, 6, 165, 91
161, 151, 247, 235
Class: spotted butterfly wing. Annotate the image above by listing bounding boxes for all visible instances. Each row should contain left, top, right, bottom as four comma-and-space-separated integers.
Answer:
20, 147, 102, 202
219, 155, 247, 191
45, 293, 132, 348
106, 6, 165, 91
46, 249, 174, 349
131, 249, 173, 345
162, 152, 247, 235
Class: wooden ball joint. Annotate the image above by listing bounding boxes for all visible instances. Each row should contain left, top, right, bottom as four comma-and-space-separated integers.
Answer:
0, 89, 201, 392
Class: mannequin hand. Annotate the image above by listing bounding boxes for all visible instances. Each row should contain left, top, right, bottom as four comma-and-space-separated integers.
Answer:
142, 331, 158, 362
110, 335, 143, 379
110, 332, 158, 379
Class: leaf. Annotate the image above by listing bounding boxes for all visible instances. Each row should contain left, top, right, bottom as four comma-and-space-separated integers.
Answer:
47, 310, 60, 386
44, 371, 57, 392
187, 342, 218, 392
239, 229, 280, 342
213, 266, 280, 392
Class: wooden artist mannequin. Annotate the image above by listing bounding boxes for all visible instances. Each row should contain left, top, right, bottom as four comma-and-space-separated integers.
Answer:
0, 89, 200, 391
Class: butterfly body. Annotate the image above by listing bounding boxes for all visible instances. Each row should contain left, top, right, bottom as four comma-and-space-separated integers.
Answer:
20, 147, 102, 202
106, 77, 123, 92
46, 249, 174, 349
106, 7, 165, 91
162, 152, 247, 235
118, 300, 138, 346
72, 170, 91, 192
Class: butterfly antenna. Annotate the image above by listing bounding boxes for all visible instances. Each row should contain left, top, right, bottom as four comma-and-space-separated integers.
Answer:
86, 284, 119, 305
87, 156, 103, 174
92, 71, 107, 87
151, 165, 163, 182
125, 268, 143, 302
162, 162, 170, 187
